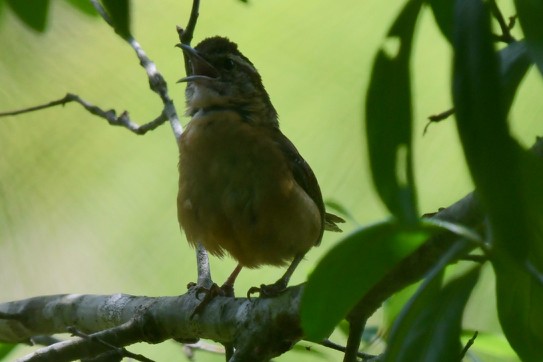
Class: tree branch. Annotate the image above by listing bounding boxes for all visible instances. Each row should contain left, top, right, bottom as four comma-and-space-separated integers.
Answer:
0, 181, 489, 361
0, 287, 304, 362
0, 93, 168, 135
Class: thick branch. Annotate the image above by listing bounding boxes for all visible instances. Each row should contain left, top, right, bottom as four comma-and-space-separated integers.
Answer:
0, 288, 303, 362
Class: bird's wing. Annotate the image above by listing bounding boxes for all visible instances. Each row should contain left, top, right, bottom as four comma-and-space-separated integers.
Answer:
271, 128, 344, 244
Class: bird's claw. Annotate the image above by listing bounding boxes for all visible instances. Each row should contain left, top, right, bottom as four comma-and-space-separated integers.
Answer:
246, 281, 287, 299
189, 282, 235, 318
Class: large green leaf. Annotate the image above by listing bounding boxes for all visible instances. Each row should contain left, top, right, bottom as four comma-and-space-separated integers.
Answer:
452, 0, 543, 360
6, 0, 49, 32
514, 0, 543, 75
365, 0, 424, 223
429, 0, 454, 43
301, 221, 431, 341
493, 257, 543, 362
384, 262, 480, 362
101, 0, 131, 39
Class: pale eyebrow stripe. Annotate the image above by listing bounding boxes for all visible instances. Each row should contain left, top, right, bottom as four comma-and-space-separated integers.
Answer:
229, 54, 256, 72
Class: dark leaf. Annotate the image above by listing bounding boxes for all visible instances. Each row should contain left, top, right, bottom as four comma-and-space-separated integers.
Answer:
453, 0, 543, 359
384, 246, 480, 362
365, 0, 424, 223
101, 0, 131, 39
514, 0, 543, 75
6, 0, 49, 32
301, 221, 431, 341
429, 0, 454, 43
493, 256, 543, 362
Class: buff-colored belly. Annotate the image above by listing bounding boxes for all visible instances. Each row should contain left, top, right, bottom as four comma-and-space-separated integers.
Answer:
177, 111, 321, 268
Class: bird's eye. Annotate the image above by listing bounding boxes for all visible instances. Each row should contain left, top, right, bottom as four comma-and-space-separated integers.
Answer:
223, 58, 235, 70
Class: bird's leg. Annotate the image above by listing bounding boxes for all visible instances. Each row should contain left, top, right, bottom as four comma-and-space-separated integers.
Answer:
247, 253, 305, 298
220, 263, 243, 297
196, 242, 213, 288
190, 260, 243, 318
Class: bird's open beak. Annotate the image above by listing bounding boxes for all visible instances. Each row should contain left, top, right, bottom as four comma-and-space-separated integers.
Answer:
176, 43, 220, 83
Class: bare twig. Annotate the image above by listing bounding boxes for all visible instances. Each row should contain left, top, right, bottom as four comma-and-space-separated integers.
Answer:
459, 330, 478, 359
67, 326, 154, 362
488, 0, 516, 44
0, 1, 183, 140
179, 0, 200, 45
0, 93, 168, 135
90, 0, 182, 140
176, 0, 201, 77
424, 108, 455, 135
319, 339, 376, 361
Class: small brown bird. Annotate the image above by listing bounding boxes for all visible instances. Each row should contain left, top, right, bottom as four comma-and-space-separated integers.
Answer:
176, 36, 343, 297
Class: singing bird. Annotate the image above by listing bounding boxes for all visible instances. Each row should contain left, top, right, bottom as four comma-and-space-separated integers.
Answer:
176, 36, 343, 297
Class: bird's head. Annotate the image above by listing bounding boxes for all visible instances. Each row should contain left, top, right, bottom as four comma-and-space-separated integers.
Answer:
177, 36, 277, 126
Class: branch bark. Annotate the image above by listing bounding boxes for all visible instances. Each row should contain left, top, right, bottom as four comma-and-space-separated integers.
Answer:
0, 287, 303, 362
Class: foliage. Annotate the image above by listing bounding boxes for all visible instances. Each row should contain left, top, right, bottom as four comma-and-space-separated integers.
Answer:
1, 0, 543, 361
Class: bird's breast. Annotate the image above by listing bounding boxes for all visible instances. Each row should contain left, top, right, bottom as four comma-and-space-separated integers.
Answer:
177, 110, 321, 268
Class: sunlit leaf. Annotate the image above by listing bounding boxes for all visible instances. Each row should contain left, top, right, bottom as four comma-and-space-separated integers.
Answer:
514, 0, 543, 75
365, 0, 424, 223
301, 221, 431, 341
6, 0, 49, 32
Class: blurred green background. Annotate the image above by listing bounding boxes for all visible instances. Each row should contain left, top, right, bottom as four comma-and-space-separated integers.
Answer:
0, 0, 541, 360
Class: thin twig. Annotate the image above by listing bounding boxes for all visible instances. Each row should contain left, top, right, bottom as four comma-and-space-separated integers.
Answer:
488, 0, 516, 44
68, 327, 154, 362
90, 0, 183, 140
179, 0, 200, 45
177, 0, 201, 76
459, 330, 478, 359
424, 108, 455, 134
319, 339, 376, 361
0, 93, 168, 135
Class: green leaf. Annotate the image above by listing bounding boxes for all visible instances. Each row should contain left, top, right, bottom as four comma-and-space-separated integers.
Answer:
101, 0, 131, 39
493, 255, 543, 362
6, 0, 49, 32
453, 0, 524, 259
429, 0, 454, 43
514, 0, 543, 75
0, 343, 16, 359
301, 221, 431, 341
453, 0, 543, 360
383, 281, 420, 330
365, 0, 424, 223
384, 263, 480, 362
499, 41, 532, 115
63, 0, 98, 17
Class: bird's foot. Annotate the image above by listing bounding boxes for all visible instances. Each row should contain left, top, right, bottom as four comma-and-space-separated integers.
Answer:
247, 279, 287, 299
188, 282, 235, 318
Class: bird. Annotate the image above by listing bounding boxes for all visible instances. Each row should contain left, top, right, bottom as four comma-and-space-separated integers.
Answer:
176, 36, 344, 298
